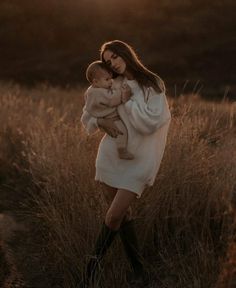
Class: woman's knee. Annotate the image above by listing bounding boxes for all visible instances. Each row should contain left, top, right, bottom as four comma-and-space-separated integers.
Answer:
104, 207, 132, 230
104, 189, 136, 230
105, 210, 125, 230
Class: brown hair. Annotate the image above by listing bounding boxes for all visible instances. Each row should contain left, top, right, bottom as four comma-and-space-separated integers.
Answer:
86, 60, 112, 83
100, 40, 165, 93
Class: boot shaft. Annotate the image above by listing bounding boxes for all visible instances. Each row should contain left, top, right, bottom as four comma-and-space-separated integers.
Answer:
120, 219, 144, 275
83, 222, 118, 286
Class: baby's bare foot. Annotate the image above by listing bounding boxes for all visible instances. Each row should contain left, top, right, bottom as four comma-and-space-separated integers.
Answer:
118, 148, 134, 160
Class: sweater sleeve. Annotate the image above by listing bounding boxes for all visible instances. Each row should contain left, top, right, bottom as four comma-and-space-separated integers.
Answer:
80, 105, 98, 135
86, 89, 121, 117
123, 87, 171, 135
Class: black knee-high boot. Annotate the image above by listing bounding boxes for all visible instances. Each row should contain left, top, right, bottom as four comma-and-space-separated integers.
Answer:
79, 222, 118, 287
119, 219, 145, 281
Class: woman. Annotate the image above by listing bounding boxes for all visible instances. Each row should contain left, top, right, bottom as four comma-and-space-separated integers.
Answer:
79, 40, 171, 287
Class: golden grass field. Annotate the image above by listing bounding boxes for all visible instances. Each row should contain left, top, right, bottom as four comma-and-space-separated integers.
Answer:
0, 83, 235, 288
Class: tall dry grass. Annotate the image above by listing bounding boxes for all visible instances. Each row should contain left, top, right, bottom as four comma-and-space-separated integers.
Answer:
0, 83, 235, 287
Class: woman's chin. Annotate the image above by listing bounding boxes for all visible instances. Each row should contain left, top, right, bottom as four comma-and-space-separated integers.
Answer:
116, 68, 125, 75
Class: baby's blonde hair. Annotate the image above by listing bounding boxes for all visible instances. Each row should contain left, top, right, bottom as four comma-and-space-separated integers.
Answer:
86, 60, 111, 84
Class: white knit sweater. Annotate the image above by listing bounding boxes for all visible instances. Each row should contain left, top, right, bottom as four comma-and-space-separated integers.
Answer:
81, 77, 171, 197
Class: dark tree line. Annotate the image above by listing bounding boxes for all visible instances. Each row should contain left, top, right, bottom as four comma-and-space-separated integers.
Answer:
0, 0, 235, 98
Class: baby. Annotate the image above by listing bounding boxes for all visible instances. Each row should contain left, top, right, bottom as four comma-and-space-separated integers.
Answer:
84, 60, 134, 160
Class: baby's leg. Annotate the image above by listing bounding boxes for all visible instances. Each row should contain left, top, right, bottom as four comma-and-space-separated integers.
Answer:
114, 120, 134, 160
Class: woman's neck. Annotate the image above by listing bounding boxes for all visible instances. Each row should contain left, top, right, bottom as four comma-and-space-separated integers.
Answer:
124, 70, 134, 80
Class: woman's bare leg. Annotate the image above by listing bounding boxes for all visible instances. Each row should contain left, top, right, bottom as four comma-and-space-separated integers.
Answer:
105, 189, 137, 231
101, 183, 133, 222
100, 183, 117, 204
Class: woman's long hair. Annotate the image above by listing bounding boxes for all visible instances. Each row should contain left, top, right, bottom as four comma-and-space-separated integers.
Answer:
100, 40, 165, 94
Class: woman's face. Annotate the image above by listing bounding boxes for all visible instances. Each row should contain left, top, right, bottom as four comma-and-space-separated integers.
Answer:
103, 50, 126, 75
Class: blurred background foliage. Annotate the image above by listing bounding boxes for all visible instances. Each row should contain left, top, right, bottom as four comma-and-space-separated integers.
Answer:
0, 0, 235, 98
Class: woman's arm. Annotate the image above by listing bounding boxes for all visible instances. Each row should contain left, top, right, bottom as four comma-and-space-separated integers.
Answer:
124, 87, 171, 134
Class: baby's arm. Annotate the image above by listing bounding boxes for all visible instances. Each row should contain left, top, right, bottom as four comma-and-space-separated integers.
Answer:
107, 84, 132, 107
86, 87, 131, 116
80, 106, 99, 135
107, 90, 122, 107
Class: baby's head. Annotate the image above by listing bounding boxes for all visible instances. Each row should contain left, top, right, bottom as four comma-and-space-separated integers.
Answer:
86, 61, 113, 89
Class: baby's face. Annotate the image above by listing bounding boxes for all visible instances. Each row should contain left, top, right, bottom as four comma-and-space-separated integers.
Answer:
94, 69, 113, 89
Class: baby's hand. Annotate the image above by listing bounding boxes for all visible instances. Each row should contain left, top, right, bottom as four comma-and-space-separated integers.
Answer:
121, 84, 132, 103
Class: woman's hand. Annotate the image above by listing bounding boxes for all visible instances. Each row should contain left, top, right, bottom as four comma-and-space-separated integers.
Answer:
97, 118, 123, 138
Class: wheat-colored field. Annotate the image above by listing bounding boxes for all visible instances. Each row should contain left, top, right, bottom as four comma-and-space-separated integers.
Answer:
0, 83, 235, 288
